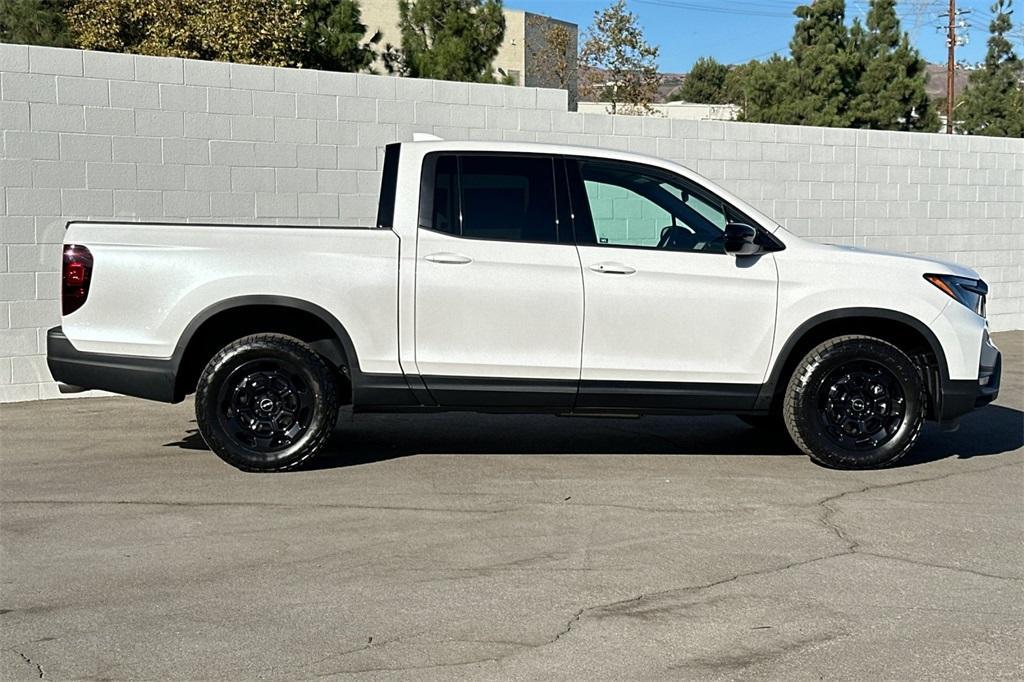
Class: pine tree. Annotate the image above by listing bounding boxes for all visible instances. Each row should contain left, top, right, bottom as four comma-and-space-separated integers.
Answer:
301, 0, 380, 73
578, 0, 661, 115
393, 0, 506, 82
849, 0, 937, 131
786, 0, 858, 127
957, 0, 1024, 137
0, 0, 73, 47
673, 56, 730, 104
732, 56, 799, 124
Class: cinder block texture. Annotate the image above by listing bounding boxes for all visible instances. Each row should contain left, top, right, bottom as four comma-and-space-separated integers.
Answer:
1, 44, 1022, 402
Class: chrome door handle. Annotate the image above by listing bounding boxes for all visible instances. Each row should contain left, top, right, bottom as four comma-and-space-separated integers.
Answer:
589, 262, 636, 275
425, 252, 473, 265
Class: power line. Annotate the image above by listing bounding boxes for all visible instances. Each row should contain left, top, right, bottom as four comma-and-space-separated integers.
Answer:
634, 0, 797, 19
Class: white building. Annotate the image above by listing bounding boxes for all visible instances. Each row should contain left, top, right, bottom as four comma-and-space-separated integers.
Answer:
577, 101, 740, 121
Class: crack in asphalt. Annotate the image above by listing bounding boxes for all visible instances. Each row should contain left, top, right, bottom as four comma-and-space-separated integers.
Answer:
855, 551, 1021, 582
0, 499, 516, 515
0, 497, 774, 518
3, 459, 1019, 675
9, 648, 45, 679
537, 458, 1024, 656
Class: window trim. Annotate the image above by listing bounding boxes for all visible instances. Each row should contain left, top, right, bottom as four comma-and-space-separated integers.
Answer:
417, 150, 784, 253
417, 151, 573, 247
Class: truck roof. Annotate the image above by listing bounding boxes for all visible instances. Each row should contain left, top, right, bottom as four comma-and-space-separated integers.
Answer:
398, 138, 667, 168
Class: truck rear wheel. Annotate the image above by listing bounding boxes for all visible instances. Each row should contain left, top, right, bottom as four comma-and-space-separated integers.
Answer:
195, 334, 338, 472
783, 335, 925, 469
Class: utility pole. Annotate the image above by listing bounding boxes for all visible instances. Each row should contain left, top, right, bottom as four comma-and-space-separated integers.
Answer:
938, 2, 970, 134
946, 0, 955, 134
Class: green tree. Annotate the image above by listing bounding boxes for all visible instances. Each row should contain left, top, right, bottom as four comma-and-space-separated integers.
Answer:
301, 0, 379, 73
0, 0, 73, 47
957, 0, 1024, 137
732, 55, 798, 124
786, 0, 858, 126
848, 0, 937, 131
579, 0, 661, 115
673, 56, 730, 104
393, 0, 505, 82
67, 0, 307, 67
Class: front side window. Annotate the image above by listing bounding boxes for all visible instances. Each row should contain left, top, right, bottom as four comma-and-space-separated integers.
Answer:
574, 159, 731, 254
427, 154, 559, 244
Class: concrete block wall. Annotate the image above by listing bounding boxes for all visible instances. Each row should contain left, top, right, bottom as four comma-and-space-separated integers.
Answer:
2, 44, 1022, 402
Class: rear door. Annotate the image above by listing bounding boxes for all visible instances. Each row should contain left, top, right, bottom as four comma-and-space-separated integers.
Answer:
566, 157, 779, 411
413, 153, 584, 408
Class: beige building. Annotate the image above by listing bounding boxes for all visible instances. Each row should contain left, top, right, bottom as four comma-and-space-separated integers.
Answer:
361, 3, 578, 107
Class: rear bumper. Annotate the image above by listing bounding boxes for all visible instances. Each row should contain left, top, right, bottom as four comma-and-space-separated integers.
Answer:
938, 330, 1001, 422
46, 326, 179, 402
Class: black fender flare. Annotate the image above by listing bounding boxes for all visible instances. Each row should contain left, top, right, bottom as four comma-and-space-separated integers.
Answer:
755, 307, 950, 410
172, 294, 362, 373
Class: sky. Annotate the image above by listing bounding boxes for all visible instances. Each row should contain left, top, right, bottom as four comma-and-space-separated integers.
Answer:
509, 0, 1024, 72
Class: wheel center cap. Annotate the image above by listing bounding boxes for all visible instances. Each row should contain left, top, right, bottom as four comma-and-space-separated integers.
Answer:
257, 397, 276, 414
850, 397, 866, 412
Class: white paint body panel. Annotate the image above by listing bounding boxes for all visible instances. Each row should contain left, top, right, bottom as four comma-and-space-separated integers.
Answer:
577, 246, 778, 384
61, 223, 402, 374
60, 140, 989, 394
414, 229, 584, 379
769, 234, 984, 380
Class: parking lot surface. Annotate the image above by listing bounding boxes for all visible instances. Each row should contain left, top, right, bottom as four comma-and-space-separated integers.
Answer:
2, 332, 1022, 680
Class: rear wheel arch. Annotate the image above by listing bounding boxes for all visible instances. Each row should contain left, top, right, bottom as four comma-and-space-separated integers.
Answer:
172, 296, 360, 401
759, 308, 948, 417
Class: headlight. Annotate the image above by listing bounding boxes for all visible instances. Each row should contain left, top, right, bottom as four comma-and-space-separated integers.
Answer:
924, 273, 987, 317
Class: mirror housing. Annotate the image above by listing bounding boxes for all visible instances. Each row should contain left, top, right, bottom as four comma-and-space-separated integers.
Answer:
723, 223, 762, 256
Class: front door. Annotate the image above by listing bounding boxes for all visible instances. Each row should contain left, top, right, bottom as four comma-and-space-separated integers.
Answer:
414, 153, 584, 408
566, 157, 779, 411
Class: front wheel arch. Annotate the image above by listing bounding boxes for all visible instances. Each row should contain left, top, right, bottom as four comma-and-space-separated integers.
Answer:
758, 309, 948, 418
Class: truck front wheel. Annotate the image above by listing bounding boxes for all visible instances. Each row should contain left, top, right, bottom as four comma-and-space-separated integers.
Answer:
783, 335, 925, 469
195, 334, 338, 472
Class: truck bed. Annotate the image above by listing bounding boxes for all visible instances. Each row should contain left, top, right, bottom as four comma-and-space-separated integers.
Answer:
60, 220, 402, 376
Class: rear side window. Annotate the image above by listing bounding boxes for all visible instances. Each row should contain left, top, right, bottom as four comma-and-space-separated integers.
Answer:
427, 154, 559, 244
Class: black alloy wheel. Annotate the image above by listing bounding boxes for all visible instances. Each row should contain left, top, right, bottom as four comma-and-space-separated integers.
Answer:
218, 359, 315, 453
195, 334, 339, 472
817, 360, 906, 451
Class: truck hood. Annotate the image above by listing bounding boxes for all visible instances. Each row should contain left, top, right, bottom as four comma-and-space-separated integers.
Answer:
820, 243, 981, 279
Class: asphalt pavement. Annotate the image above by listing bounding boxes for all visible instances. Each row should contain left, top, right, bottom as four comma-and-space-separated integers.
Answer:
2, 332, 1022, 680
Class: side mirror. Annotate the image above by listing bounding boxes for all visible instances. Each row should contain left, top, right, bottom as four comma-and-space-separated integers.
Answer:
723, 223, 762, 256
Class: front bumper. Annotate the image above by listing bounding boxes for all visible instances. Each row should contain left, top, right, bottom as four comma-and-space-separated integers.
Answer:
938, 330, 1001, 422
47, 326, 179, 402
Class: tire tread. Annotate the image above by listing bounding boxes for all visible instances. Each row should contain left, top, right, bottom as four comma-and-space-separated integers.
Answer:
782, 334, 925, 469
195, 333, 338, 472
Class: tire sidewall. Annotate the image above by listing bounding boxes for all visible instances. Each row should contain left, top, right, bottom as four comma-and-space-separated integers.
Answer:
787, 338, 925, 469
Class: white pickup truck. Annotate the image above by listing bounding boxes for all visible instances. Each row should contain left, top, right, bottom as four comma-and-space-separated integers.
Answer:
48, 139, 1000, 471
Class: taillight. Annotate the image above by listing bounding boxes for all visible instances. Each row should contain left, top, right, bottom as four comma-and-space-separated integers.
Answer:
62, 244, 93, 315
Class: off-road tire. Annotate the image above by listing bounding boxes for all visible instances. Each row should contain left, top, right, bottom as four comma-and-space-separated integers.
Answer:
783, 335, 925, 469
195, 334, 338, 472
